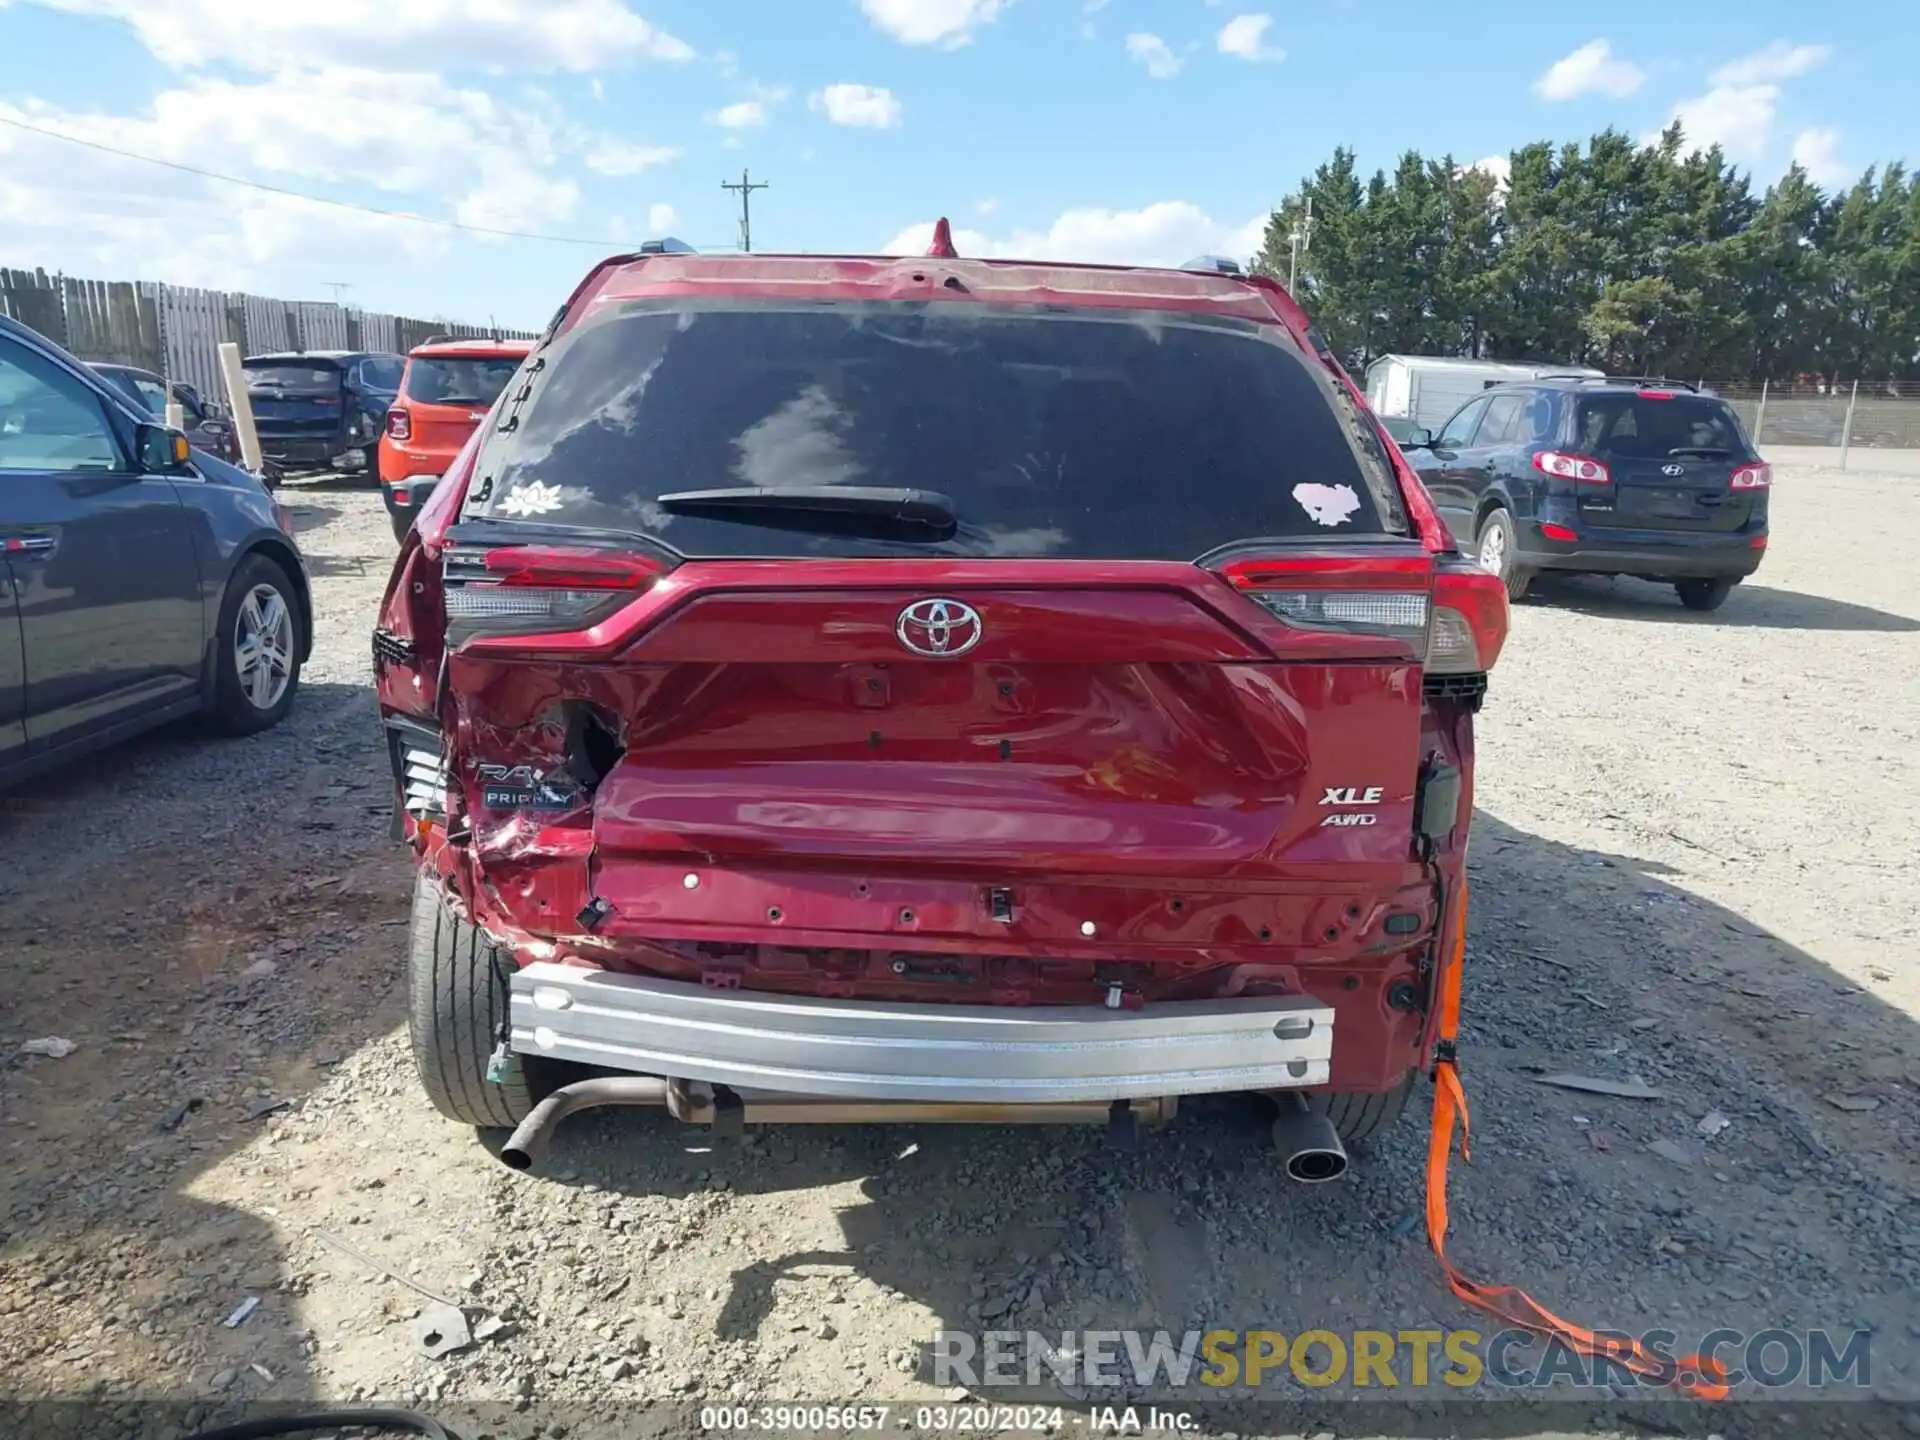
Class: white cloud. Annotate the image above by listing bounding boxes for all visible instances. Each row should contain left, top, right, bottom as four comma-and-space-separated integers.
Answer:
975, 197, 1001, 215
1711, 41, 1830, 87
583, 141, 680, 176
709, 99, 770, 129
1126, 33, 1181, 79
708, 82, 790, 130
883, 200, 1266, 269
809, 84, 904, 129
647, 202, 680, 235
859, 0, 1007, 48
1466, 154, 1511, 189
1533, 39, 1645, 101
0, 62, 661, 291
14, 0, 693, 73
1216, 14, 1283, 62
1656, 45, 1831, 163
1790, 127, 1847, 185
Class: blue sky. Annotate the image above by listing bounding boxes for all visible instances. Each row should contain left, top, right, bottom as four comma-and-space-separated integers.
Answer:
1, 1, 1912, 332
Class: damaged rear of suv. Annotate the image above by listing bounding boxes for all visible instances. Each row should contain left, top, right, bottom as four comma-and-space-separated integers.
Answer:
373, 237, 1509, 1178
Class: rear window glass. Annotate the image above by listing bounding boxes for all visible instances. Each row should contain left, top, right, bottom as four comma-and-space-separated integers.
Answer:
1575, 394, 1749, 459
244, 363, 340, 393
464, 302, 1408, 559
405, 356, 523, 407
357, 356, 405, 391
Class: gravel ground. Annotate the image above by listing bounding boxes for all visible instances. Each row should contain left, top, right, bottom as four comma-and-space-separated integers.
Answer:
1, 468, 1916, 1440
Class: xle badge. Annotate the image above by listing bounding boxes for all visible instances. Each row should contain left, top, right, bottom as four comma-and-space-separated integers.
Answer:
476, 762, 581, 812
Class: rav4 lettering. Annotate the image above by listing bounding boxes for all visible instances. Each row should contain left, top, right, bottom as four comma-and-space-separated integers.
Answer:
1321, 786, 1385, 806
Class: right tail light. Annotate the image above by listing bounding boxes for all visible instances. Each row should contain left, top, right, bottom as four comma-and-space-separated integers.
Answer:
1426, 562, 1510, 675
1729, 462, 1772, 490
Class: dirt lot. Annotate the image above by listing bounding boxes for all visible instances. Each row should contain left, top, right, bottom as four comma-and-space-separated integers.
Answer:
2, 468, 1917, 1440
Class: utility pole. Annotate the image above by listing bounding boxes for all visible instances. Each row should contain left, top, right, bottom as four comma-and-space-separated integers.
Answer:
721, 169, 770, 252
1288, 196, 1314, 292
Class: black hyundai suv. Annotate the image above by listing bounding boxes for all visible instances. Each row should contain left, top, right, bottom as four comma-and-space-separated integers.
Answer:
1400, 376, 1769, 611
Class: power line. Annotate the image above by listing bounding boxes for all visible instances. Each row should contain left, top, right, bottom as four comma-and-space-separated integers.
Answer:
721, 168, 770, 253
0, 113, 642, 248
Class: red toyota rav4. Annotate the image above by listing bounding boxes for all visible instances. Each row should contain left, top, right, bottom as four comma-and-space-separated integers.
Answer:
373, 233, 1509, 1180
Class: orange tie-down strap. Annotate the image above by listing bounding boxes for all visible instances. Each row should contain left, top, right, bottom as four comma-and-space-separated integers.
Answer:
1425, 880, 1733, 1401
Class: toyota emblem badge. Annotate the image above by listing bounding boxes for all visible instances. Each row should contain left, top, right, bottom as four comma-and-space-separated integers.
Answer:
896, 598, 983, 657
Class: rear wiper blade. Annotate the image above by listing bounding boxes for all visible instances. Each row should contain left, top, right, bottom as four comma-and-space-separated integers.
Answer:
1666, 447, 1732, 458
658, 486, 956, 523
657, 486, 958, 538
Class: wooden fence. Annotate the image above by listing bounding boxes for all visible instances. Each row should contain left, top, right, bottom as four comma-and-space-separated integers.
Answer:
0, 267, 534, 405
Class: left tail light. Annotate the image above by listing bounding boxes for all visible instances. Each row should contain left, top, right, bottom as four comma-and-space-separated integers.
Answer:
441, 542, 676, 645
387, 407, 412, 441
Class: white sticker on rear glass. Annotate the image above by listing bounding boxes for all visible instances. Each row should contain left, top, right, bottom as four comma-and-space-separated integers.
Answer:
1292, 483, 1361, 527
497, 480, 567, 518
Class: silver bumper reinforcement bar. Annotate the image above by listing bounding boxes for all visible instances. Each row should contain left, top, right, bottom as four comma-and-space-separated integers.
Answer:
508, 961, 1334, 1104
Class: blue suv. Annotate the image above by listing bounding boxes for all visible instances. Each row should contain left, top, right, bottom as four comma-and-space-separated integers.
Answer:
1400, 376, 1769, 612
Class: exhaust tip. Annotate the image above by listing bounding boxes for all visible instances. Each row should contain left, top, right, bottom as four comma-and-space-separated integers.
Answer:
499, 1146, 534, 1172
1284, 1147, 1349, 1184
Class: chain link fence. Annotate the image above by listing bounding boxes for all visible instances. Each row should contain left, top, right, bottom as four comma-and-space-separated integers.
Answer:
1701, 379, 1920, 456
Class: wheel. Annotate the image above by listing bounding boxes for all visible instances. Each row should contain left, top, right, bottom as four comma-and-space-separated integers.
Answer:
1474, 508, 1532, 601
1320, 1076, 1416, 1150
1675, 577, 1735, 612
207, 555, 301, 735
407, 872, 535, 1128
390, 510, 413, 545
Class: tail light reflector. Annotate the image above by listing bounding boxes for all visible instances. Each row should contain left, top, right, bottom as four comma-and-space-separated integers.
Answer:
1533, 451, 1611, 485
387, 407, 412, 441
1540, 522, 1578, 542
1729, 462, 1772, 490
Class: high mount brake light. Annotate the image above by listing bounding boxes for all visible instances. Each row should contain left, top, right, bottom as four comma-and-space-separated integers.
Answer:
1533, 451, 1611, 485
1212, 553, 1507, 675
386, 407, 412, 441
1729, 462, 1772, 491
442, 544, 672, 642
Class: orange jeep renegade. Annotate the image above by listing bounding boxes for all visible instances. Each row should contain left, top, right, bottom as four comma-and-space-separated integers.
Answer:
377, 338, 533, 542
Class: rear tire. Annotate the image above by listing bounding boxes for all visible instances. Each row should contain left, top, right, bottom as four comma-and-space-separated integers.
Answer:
407, 873, 535, 1128
1320, 1076, 1416, 1150
1474, 508, 1532, 601
1675, 577, 1735, 612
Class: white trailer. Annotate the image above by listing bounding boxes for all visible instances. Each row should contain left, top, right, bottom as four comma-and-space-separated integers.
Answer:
1365, 355, 1604, 432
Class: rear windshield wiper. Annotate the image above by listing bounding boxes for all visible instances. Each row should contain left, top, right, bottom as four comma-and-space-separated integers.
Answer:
656, 486, 958, 539
1666, 446, 1733, 458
